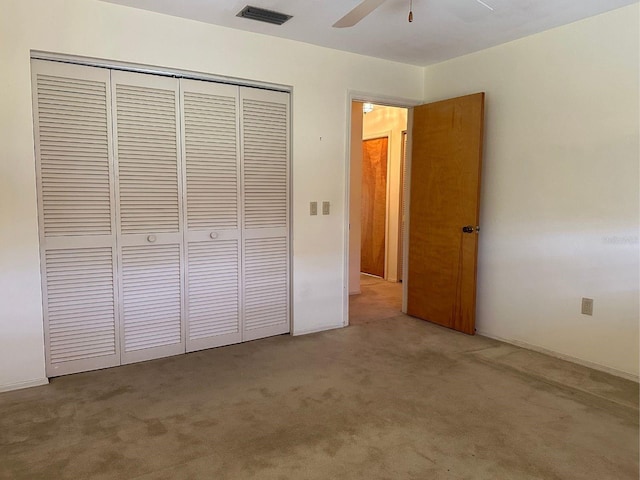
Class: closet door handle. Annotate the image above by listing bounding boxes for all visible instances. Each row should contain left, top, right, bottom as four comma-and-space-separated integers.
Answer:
147, 235, 157, 243
210, 232, 218, 240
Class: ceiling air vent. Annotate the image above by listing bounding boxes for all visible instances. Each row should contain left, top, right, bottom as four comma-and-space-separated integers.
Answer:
236, 5, 292, 25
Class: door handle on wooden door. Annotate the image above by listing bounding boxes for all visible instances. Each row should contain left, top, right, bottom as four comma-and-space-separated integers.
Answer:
462, 225, 480, 234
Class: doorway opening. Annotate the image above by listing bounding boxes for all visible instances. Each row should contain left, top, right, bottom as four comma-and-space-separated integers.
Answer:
348, 101, 408, 324
346, 94, 485, 334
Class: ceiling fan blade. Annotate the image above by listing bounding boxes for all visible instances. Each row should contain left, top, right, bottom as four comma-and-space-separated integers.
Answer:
332, 0, 388, 28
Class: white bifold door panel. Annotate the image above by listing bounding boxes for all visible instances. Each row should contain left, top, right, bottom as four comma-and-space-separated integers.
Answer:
241, 88, 290, 341
33, 60, 290, 377
181, 79, 242, 352
111, 71, 185, 364
32, 60, 120, 377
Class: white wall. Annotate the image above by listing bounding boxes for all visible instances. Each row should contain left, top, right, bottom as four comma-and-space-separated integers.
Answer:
362, 106, 408, 282
0, 0, 424, 391
423, 5, 639, 378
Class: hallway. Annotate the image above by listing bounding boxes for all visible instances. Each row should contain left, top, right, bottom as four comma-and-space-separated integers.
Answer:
349, 274, 402, 325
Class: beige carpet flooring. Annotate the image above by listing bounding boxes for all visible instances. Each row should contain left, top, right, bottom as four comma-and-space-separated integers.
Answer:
0, 279, 638, 479
349, 274, 403, 325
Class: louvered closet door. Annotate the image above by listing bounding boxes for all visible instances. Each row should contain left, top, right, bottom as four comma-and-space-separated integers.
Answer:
31, 60, 120, 377
181, 79, 242, 352
240, 88, 290, 341
111, 71, 185, 364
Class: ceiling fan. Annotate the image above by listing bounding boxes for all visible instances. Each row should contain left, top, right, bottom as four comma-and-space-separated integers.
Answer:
332, 0, 494, 28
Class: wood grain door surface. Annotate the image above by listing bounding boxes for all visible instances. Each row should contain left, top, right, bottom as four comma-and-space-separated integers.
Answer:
407, 93, 484, 335
361, 137, 388, 278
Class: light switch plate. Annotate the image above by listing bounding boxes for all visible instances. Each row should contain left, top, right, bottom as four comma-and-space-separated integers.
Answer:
310, 201, 317, 216
322, 201, 330, 215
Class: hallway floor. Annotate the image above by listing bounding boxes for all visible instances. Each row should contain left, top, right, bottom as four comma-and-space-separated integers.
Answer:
349, 274, 402, 325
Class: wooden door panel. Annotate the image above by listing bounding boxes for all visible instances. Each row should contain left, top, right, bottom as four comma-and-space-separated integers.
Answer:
361, 137, 388, 278
407, 93, 484, 335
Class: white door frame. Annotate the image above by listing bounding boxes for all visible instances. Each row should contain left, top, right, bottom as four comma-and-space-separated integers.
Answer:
343, 91, 420, 327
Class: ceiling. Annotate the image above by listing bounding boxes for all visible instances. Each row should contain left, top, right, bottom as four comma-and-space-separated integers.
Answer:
99, 0, 637, 66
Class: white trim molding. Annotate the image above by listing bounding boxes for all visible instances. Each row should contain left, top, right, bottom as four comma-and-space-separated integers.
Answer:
0, 377, 49, 393
477, 330, 640, 383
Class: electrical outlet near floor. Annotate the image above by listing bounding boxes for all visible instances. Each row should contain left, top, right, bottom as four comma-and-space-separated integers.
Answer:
581, 297, 593, 316
310, 201, 317, 216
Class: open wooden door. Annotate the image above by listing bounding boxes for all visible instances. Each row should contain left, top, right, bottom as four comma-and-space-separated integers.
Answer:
361, 137, 388, 278
406, 93, 484, 335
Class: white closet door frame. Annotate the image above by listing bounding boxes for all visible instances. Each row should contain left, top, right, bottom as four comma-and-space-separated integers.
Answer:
180, 79, 243, 352
32, 60, 121, 376
111, 70, 186, 364
240, 87, 291, 342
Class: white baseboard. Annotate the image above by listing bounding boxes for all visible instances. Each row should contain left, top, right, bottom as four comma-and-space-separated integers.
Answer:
477, 330, 639, 383
0, 377, 49, 393
292, 323, 345, 336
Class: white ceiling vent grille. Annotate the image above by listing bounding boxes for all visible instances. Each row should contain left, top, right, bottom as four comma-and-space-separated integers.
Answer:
236, 6, 292, 25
